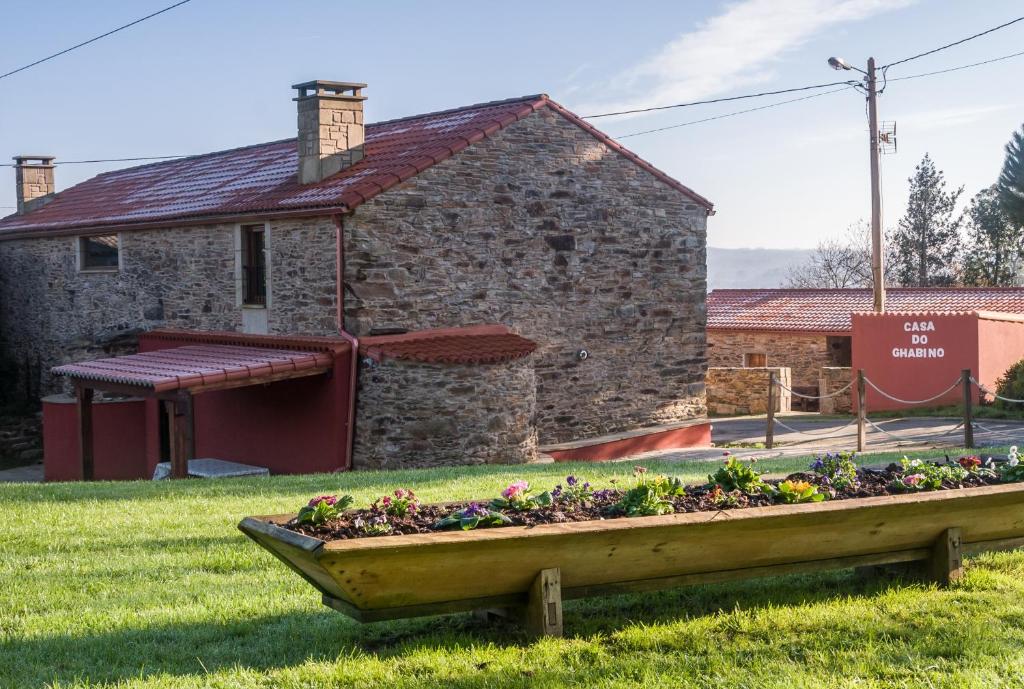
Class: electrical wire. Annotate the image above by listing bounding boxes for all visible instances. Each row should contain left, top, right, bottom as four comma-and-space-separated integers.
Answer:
581, 80, 860, 119
888, 48, 1024, 82
0, 0, 195, 81
881, 15, 1024, 69
613, 86, 855, 139
0, 155, 189, 168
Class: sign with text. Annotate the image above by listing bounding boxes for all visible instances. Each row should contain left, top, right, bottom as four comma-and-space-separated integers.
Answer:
891, 320, 945, 359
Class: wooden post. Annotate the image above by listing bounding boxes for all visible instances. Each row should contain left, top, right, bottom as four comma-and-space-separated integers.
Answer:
76, 386, 95, 481
856, 369, 867, 452
765, 371, 776, 450
962, 368, 974, 450
525, 568, 562, 637
928, 527, 963, 586
165, 392, 195, 479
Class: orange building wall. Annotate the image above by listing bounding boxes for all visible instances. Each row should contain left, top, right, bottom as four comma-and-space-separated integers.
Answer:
977, 315, 1024, 397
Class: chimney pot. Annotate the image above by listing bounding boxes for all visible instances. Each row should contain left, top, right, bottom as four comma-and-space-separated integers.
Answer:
293, 80, 367, 184
13, 155, 56, 214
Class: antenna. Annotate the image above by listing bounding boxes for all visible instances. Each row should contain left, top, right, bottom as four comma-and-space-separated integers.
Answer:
879, 121, 897, 155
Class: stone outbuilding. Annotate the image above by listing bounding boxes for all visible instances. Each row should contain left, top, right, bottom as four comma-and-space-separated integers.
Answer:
0, 80, 714, 475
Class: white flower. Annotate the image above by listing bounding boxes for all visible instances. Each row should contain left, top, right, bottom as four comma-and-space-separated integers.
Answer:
908, 459, 922, 468
1010, 456, 1020, 467
1011, 446, 1018, 454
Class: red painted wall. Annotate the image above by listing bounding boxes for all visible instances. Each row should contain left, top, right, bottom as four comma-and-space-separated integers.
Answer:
44, 335, 353, 481
43, 396, 149, 481
977, 315, 1024, 397
851, 313, 980, 411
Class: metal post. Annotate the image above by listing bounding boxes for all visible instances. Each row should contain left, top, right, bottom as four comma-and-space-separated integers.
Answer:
962, 368, 974, 449
867, 57, 885, 312
766, 371, 776, 450
856, 369, 867, 452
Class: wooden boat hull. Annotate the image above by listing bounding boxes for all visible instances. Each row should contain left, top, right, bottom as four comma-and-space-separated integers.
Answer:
239, 483, 1024, 622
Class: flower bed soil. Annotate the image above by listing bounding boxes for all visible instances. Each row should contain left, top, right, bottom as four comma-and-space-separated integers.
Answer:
287, 465, 1003, 542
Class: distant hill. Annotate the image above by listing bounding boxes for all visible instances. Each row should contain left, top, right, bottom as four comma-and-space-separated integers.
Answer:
707, 247, 813, 290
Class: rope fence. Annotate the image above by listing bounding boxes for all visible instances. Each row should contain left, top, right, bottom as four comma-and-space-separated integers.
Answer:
763, 367, 1016, 451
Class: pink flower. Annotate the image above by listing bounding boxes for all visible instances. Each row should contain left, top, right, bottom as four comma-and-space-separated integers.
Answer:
722, 451, 731, 457
903, 474, 925, 487
502, 480, 529, 499
381, 496, 392, 506
308, 495, 337, 507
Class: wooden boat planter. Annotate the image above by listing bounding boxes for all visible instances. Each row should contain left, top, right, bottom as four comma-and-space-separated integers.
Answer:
239, 482, 1024, 637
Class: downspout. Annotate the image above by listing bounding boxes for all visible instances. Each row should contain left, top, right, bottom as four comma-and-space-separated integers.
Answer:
334, 214, 359, 471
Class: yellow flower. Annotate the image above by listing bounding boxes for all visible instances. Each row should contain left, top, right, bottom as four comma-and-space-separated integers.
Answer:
781, 480, 812, 493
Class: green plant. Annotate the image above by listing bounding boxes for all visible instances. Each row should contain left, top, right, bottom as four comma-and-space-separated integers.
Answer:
809, 452, 859, 490
552, 475, 593, 504
995, 360, 1024, 410
615, 467, 685, 517
890, 458, 967, 492
708, 457, 766, 494
772, 479, 825, 504
295, 494, 354, 526
1000, 445, 1024, 482
373, 488, 419, 517
489, 480, 551, 511
354, 513, 392, 536
433, 503, 513, 531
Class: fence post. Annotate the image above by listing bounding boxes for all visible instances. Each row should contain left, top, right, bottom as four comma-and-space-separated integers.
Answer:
856, 369, 866, 453
962, 368, 974, 449
765, 370, 776, 450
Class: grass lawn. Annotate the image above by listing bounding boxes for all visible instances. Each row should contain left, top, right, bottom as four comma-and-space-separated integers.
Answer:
4, 448, 1024, 688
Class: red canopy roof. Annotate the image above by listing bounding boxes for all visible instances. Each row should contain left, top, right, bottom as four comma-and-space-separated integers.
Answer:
708, 288, 1024, 334
52, 343, 335, 393
0, 95, 711, 238
360, 325, 537, 365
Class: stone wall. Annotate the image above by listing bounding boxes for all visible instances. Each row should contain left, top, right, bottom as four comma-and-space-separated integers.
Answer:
707, 331, 834, 388
0, 412, 42, 467
0, 218, 337, 398
707, 367, 792, 416
819, 367, 853, 414
353, 356, 538, 469
343, 107, 709, 443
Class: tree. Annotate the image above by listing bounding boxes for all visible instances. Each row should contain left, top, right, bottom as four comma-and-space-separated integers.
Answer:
890, 154, 964, 286
961, 186, 1023, 286
997, 124, 1024, 232
786, 221, 872, 288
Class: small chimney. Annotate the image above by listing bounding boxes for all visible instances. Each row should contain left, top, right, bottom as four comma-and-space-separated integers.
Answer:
293, 80, 366, 184
14, 155, 55, 214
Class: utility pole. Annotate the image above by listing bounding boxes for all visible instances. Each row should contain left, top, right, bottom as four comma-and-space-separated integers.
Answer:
828, 55, 887, 313
866, 57, 885, 313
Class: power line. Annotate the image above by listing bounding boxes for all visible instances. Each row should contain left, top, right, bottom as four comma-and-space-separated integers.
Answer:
613, 86, 855, 139
881, 15, 1024, 69
1, 155, 189, 167
888, 48, 1024, 82
581, 80, 860, 119
0, 0, 195, 81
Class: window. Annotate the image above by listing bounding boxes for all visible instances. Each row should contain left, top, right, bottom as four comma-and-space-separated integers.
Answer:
743, 353, 767, 368
241, 225, 267, 306
79, 235, 119, 271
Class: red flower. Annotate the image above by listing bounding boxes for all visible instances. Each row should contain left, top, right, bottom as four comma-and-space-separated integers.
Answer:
958, 455, 981, 470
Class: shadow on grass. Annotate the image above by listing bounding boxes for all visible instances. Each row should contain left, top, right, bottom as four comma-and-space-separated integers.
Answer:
1, 568, 923, 688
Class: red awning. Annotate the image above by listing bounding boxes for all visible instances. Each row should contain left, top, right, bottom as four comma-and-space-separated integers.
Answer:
53, 344, 335, 393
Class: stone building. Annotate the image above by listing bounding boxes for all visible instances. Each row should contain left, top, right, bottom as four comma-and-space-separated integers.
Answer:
0, 80, 713, 471
707, 288, 1024, 401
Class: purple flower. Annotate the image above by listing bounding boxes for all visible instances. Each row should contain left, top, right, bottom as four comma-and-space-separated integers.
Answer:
308, 495, 337, 507
461, 502, 490, 518
566, 475, 578, 487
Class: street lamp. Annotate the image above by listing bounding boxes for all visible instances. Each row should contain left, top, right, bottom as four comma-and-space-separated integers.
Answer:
828, 55, 885, 313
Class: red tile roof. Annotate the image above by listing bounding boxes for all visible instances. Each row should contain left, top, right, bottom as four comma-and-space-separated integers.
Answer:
52, 344, 335, 393
0, 95, 711, 239
359, 325, 537, 365
138, 328, 349, 354
708, 288, 1024, 334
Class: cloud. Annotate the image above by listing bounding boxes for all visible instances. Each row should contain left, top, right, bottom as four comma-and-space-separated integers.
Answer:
572, 0, 915, 119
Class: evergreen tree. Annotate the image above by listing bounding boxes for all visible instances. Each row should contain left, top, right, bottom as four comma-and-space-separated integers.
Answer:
962, 186, 1023, 286
890, 154, 963, 286
997, 124, 1024, 231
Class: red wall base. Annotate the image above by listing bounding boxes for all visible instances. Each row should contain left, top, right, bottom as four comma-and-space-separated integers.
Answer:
546, 422, 712, 462
43, 395, 149, 481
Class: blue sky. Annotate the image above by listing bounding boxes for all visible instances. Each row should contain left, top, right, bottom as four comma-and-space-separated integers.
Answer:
1, 0, 1022, 249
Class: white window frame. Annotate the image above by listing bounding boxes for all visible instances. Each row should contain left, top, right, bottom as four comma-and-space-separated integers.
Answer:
234, 222, 272, 309
75, 233, 123, 273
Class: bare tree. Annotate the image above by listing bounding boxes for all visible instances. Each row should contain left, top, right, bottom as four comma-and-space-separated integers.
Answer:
786, 221, 873, 288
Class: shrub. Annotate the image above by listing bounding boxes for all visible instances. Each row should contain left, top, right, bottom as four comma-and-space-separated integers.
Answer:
615, 466, 685, 517
708, 457, 766, 494
994, 359, 1024, 409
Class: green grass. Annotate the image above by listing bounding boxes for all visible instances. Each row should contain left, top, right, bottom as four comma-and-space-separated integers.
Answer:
3, 450, 1024, 688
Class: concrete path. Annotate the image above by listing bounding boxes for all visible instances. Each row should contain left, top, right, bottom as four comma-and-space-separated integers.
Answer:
0, 462, 43, 483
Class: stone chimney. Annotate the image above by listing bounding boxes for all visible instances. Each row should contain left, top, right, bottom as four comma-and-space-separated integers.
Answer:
293, 80, 366, 184
14, 155, 55, 214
